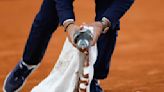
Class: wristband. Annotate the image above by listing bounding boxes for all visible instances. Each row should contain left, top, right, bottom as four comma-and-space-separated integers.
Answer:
64, 22, 74, 32
101, 17, 111, 33
63, 19, 75, 32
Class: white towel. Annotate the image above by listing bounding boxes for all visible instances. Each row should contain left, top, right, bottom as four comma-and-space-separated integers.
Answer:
31, 38, 97, 92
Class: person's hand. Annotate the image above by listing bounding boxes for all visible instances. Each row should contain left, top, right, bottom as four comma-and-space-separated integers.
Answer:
82, 22, 103, 46
66, 24, 81, 46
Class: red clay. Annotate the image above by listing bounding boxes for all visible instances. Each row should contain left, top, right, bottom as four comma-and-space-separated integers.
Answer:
0, 0, 164, 92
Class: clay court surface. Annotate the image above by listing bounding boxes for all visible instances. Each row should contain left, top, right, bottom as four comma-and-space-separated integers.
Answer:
0, 0, 164, 92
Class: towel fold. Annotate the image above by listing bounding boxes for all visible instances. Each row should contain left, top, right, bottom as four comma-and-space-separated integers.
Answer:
31, 38, 97, 92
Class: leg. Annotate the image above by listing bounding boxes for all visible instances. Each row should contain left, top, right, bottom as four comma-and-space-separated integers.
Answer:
23, 0, 59, 65
3, 0, 58, 91
90, 30, 117, 92
94, 30, 117, 79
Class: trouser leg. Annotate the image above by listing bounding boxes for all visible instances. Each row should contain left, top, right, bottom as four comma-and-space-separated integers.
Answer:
94, 30, 117, 79
23, 0, 59, 65
90, 30, 117, 92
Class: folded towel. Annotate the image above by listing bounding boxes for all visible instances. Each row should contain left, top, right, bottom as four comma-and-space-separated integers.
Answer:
31, 38, 97, 92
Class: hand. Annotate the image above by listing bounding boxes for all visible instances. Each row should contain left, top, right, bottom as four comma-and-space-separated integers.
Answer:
82, 22, 103, 46
66, 24, 81, 46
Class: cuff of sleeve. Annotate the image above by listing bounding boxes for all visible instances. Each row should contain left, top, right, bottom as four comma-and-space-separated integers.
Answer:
63, 19, 74, 25
58, 11, 75, 25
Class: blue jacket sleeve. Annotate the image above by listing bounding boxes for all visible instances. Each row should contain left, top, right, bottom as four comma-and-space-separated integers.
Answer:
102, 0, 134, 30
55, 0, 75, 25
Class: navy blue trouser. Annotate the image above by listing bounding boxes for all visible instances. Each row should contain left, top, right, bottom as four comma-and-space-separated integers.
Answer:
22, 0, 117, 91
